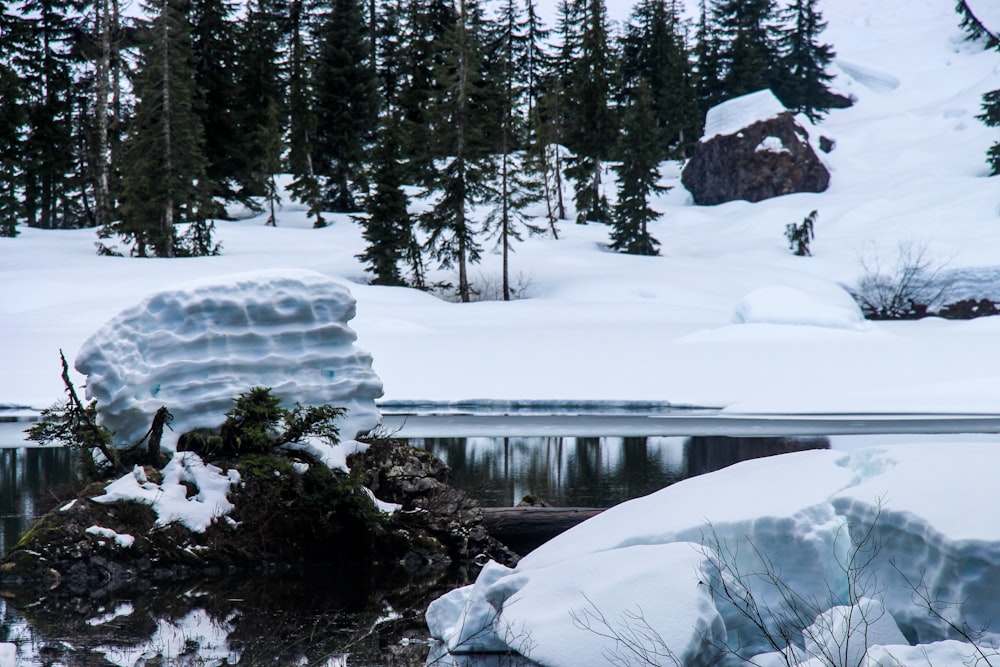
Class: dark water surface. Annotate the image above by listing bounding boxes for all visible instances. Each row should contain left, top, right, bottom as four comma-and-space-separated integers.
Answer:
0, 430, 881, 666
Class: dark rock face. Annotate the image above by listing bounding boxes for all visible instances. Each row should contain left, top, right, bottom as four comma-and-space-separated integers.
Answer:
355, 441, 519, 573
681, 113, 831, 205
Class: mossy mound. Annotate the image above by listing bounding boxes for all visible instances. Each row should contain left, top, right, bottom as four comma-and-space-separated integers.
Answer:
1, 440, 517, 597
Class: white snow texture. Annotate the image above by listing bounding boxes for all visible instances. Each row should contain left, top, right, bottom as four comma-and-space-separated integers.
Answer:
75, 269, 383, 449
427, 443, 1000, 665
702, 89, 788, 141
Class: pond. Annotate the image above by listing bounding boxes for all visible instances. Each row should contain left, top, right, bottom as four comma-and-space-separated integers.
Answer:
2, 420, 999, 666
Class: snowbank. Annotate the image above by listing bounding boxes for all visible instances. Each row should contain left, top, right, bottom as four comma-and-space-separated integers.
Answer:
732, 285, 868, 330
75, 269, 383, 449
428, 443, 1000, 665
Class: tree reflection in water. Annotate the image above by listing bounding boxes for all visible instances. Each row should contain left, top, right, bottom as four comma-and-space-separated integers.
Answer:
412, 435, 828, 507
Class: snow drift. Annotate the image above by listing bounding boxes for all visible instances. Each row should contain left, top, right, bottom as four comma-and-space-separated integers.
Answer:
427, 443, 1000, 665
75, 269, 383, 449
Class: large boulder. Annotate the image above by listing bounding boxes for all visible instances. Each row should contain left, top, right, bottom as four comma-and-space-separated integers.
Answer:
681, 89, 830, 205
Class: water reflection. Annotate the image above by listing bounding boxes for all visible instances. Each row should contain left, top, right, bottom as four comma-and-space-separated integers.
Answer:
0, 570, 438, 666
0, 435, 829, 665
0, 447, 76, 556
411, 435, 828, 507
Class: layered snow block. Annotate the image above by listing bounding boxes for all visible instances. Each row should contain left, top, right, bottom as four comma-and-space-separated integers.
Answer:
75, 269, 383, 448
428, 443, 1000, 665
682, 89, 830, 205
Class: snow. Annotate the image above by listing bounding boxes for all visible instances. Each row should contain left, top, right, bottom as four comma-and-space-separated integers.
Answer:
428, 443, 1000, 665
755, 135, 791, 154
74, 269, 383, 449
1, 0, 1000, 664
85, 525, 135, 549
702, 89, 788, 141
93, 455, 239, 532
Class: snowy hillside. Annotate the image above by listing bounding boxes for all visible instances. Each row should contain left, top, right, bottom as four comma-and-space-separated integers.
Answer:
3, 0, 1000, 419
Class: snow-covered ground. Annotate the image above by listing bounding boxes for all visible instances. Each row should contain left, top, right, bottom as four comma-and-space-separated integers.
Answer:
4, 1, 1000, 420
2, 0, 1000, 665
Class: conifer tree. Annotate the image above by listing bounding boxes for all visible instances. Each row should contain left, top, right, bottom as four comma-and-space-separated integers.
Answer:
312, 0, 379, 212
396, 0, 457, 183
485, 0, 544, 300
0, 7, 25, 236
18, 0, 84, 228
955, 0, 1000, 50
110, 0, 216, 257
375, 0, 405, 108
611, 81, 663, 256
285, 0, 325, 227
234, 0, 286, 210
190, 0, 243, 211
775, 0, 836, 121
355, 113, 413, 286
712, 0, 782, 100
419, 0, 494, 303
957, 1, 1000, 174
563, 0, 615, 225
979, 89, 1000, 175
621, 0, 700, 160
693, 0, 724, 112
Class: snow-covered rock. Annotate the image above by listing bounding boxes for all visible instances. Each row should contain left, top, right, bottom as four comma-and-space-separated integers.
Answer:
427, 444, 1000, 665
682, 89, 830, 205
75, 269, 383, 449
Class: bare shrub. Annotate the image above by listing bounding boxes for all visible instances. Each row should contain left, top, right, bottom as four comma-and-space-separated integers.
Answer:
849, 242, 954, 319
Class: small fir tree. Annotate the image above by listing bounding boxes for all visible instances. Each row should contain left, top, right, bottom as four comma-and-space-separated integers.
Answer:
611, 82, 664, 256
978, 89, 1000, 175
355, 114, 413, 286
955, 0, 1000, 49
785, 209, 816, 256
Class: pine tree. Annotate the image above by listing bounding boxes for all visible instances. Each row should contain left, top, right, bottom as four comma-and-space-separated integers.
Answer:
712, 0, 782, 100
0, 6, 25, 236
355, 114, 413, 286
979, 89, 1000, 175
233, 0, 286, 208
189, 0, 243, 211
312, 0, 379, 212
693, 0, 724, 112
611, 82, 663, 256
110, 0, 215, 257
285, 0, 325, 227
419, 0, 494, 303
563, 0, 615, 225
957, 1, 1000, 175
775, 0, 836, 121
396, 0, 458, 183
621, 0, 700, 160
18, 0, 84, 228
955, 0, 1000, 49
375, 0, 405, 108
485, 0, 545, 300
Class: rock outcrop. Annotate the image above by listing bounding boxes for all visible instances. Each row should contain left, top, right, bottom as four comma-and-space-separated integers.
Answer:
681, 89, 830, 205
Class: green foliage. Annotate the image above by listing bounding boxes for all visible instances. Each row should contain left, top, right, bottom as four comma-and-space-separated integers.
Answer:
785, 209, 816, 257
25, 351, 118, 476
217, 386, 345, 456
775, 0, 837, 121
978, 90, 1000, 175
611, 81, 664, 256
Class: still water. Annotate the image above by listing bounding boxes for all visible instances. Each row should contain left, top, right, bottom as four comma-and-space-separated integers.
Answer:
0, 427, 990, 666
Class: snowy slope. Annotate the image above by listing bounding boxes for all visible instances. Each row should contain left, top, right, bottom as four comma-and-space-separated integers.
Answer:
2, 0, 1000, 419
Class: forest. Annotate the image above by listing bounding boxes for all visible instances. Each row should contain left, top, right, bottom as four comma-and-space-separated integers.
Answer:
0, 0, 996, 301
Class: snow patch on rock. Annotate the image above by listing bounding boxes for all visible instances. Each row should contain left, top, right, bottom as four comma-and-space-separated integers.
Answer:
702, 89, 788, 141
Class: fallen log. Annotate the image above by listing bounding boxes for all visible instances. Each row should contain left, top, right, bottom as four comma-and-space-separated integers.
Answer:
481, 507, 605, 556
